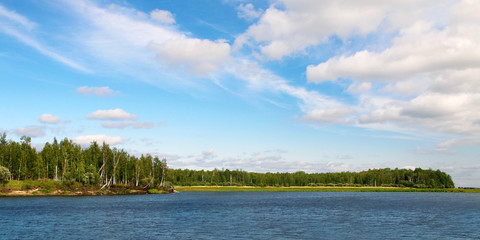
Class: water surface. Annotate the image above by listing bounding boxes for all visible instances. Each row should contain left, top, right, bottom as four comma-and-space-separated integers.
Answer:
1, 192, 479, 239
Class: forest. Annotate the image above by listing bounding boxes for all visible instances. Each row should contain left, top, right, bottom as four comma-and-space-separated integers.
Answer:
0, 133, 455, 189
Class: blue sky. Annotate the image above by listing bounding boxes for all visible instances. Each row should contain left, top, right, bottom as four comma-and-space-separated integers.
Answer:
1, 0, 479, 187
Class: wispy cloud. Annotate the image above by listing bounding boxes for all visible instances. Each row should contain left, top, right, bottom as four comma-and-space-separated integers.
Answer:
0, 3, 89, 72
0, 4, 36, 30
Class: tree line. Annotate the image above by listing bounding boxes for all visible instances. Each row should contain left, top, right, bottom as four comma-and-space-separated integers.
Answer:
0, 133, 167, 188
168, 167, 454, 188
0, 133, 454, 188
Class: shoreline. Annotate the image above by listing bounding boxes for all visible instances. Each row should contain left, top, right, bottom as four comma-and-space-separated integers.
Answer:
2, 182, 479, 197
0, 188, 149, 197
0, 180, 172, 197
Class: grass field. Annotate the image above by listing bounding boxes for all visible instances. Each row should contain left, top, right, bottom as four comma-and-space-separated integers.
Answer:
175, 186, 480, 193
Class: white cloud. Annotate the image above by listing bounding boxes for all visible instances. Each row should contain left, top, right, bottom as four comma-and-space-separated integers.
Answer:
356, 92, 480, 138
236, 3, 263, 21
38, 113, 61, 124
429, 68, 480, 94
73, 134, 124, 146
400, 93, 470, 119
381, 80, 425, 97
149, 38, 231, 76
76, 86, 117, 97
436, 136, 480, 152
346, 82, 372, 94
150, 9, 175, 24
201, 148, 216, 159
235, 0, 443, 60
295, 0, 480, 152
15, 126, 45, 137
302, 108, 354, 124
307, 21, 480, 83
86, 108, 137, 121
451, 0, 480, 25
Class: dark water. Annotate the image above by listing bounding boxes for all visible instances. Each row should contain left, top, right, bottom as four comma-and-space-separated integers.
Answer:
1, 192, 479, 239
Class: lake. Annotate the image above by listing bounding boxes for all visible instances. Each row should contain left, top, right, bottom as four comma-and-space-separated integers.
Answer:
1, 192, 479, 239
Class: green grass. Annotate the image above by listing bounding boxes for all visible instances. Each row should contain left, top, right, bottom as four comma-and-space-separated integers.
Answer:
175, 186, 480, 193
147, 188, 164, 194
5, 180, 61, 190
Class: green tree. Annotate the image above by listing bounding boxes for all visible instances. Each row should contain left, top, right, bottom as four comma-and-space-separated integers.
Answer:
0, 165, 11, 186
0, 132, 7, 170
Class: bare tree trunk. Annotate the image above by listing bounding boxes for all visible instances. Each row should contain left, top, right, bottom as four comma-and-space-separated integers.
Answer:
112, 150, 120, 185
55, 154, 59, 180
135, 171, 139, 187
160, 167, 164, 188
135, 166, 139, 187
100, 177, 112, 190
113, 165, 116, 185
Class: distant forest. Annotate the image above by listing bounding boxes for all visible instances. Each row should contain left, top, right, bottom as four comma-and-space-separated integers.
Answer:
0, 134, 454, 188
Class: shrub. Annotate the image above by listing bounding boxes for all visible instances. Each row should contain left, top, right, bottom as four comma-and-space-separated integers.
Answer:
140, 177, 153, 187
22, 183, 33, 190
400, 180, 414, 188
148, 188, 163, 194
163, 181, 173, 189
